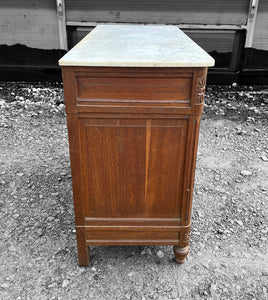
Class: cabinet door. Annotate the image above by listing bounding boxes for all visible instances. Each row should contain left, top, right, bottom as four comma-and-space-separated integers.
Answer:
79, 117, 188, 219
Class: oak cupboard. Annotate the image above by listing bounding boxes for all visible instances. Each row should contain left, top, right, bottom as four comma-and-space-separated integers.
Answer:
59, 25, 214, 265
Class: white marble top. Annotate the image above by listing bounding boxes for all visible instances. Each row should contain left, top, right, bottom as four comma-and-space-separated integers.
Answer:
59, 25, 215, 67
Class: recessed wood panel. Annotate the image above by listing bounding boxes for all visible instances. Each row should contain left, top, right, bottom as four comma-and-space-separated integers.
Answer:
146, 119, 188, 217
79, 117, 187, 219
76, 75, 192, 102
80, 118, 146, 217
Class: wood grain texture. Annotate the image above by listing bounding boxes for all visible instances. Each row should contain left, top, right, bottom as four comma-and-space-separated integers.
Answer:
85, 226, 180, 245
62, 66, 207, 265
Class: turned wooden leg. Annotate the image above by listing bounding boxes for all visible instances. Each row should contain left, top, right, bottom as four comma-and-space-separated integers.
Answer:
76, 227, 89, 266
173, 245, 189, 264
173, 227, 191, 264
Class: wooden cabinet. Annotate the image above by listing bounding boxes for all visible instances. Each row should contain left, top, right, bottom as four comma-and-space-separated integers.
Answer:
59, 25, 214, 265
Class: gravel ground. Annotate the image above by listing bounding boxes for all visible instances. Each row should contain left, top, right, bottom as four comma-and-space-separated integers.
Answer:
0, 82, 267, 299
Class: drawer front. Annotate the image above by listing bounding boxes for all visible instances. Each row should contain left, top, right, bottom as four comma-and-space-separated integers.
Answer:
75, 73, 192, 104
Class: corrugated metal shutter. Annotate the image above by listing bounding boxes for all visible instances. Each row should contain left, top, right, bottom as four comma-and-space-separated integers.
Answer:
252, 1, 268, 51
0, 0, 59, 49
185, 30, 235, 52
65, 0, 249, 25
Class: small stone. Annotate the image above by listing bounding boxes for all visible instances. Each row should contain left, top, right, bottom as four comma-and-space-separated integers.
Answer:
13, 213, 20, 219
17, 173, 24, 177
1, 282, 10, 288
241, 170, 252, 176
58, 103, 65, 111
215, 175, 220, 181
216, 109, 225, 116
236, 220, 243, 227
9, 245, 17, 252
156, 250, 164, 259
232, 82, 237, 87
51, 192, 59, 196
91, 267, 97, 272
261, 156, 268, 162
217, 229, 224, 234
62, 279, 69, 288
146, 248, 152, 255
48, 282, 57, 289
36, 228, 43, 235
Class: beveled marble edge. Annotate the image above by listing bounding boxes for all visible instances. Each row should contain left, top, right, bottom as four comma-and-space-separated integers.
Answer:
59, 25, 215, 67
59, 60, 215, 67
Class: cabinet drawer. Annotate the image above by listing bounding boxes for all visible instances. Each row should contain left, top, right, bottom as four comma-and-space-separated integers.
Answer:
75, 73, 192, 104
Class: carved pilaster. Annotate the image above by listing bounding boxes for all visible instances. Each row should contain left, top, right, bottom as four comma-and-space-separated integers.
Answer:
196, 76, 206, 104
183, 231, 191, 244
180, 226, 191, 247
